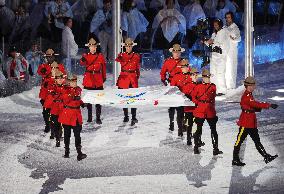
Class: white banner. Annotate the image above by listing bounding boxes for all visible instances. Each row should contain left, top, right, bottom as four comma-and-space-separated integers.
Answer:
82, 85, 194, 107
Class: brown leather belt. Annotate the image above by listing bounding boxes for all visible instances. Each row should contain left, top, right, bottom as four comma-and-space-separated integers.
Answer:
53, 100, 63, 102
64, 106, 80, 109
199, 100, 213, 103
121, 70, 136, 73
242, 109, 255, 113
86, 70, 101, 74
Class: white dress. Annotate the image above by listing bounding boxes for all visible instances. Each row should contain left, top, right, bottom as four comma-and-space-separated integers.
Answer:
224, 23, 241, 89
208, 28, 229, 94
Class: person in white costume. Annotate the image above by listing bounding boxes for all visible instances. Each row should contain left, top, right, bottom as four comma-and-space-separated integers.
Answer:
121, 0, 149, 41
152, 0, 186, 47
149, 0, 180, 11
61, 17, 78, 73
90, 0, 112, 60
182, 0, 206, 48
204, 19, 229, 95
215, 0, 229, 24
50, 0, 73, 29
224, 11, 241, 90
203, 0, 218, 18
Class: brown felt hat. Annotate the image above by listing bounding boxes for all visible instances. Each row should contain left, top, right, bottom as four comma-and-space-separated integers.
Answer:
202, 69, 211, 77
243, 76, 256, 86
122, 38, 137, 47
44, 48, 59, 57
169, 44, 185, 53
85, 38, 100, 47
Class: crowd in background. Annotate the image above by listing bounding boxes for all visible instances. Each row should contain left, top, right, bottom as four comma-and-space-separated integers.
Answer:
0, 0, 283, 83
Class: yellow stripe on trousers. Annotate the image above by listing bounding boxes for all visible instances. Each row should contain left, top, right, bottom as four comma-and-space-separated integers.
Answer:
235, 127, 245, 146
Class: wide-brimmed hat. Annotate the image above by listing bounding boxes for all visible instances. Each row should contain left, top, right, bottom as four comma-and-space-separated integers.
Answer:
202, 69, 211, 77
50, 61, 59, 68
122, 38, 137, 47
44, 48, 59, 57
190, 68, 199, 74
85, 38, 100, 47
178, 59, 190, 67
67, 74, 77, 82
169, 44, 185, 53
54, 69, 64, 79
243, 76, 256, 86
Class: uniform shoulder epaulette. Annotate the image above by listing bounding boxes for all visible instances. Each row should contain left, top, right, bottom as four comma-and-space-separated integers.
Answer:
210, 83, 216, 86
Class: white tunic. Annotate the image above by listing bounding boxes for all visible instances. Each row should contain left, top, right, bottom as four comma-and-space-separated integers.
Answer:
121, 8, 149, 40
182, 2, 206, 30
224, 23, 241, 89
62, 26, 78, 57
152, 8, 186, 42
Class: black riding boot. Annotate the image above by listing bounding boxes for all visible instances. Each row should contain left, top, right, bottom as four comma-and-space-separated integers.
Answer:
87, 104, 92, 122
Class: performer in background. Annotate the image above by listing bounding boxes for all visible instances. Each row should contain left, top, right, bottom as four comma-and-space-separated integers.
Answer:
160, 44, 183, 132
203, 19, 229, 96
115, 38, 140, 126
232, 77, 278, 166
80, 38, 106, 124
90, 0, 113, 61
25, 41, 44, 77
224, 11, 241, 90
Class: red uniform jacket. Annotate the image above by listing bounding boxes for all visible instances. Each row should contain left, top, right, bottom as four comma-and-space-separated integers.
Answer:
80, 53, 106, 88
50, 84, 66, 116
191, 82, 217, 118
160, 57, 183, 85
183, 81, 198, 113
115, 52, 140, 89
43, 83, 56, 109
237, 90, 270, 128
58, 86, 84, 126
170, 72, 192, 93
38, 63, 65, 100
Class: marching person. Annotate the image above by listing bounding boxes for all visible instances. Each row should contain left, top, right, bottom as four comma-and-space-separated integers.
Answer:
183, 67, 199, 145
43, 61, 66, 139
115, 38, 141, 126
80, 38, 106, 124
170, 59, 192, 139
224, 11, 241, 90
38, 49, 65, 133
58, 74, 87, 161
49, 69, 66, 147
203, 19, 229, 96
232, 77, 278, 166
160, 44, 184, 132
5, 46, 29, 81
191, 69, 223, 155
